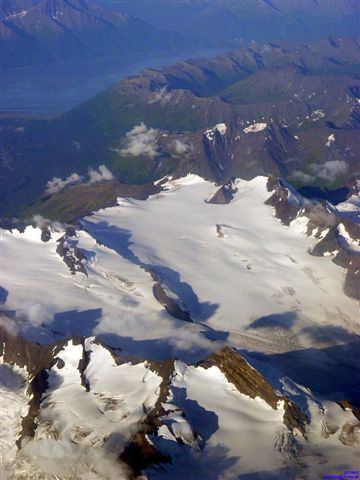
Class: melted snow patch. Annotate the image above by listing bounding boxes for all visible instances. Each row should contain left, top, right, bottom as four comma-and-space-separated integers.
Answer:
215, 123, 227, 135
326, 134, 335, 147
311, 109, 325, 121
204, 123, 227, 141
7, 10, 27, 18
243, 122, 267, 133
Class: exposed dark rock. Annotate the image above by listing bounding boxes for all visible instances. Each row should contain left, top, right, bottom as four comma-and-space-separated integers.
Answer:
78, 339, 91, 392
216, 224, 224, 238
65, 226, 77, 237
153, 282, 193, 322
207, 179, 238, 204
120, 433, 170, 478
310, 228, 338, 257
310, 220, 360, 300
266, 178, 360, 300
0, 323, 66, 443
265, 178, 300, 226
333, 248, 360, 300
40, 225, 51, 242
56, 234, 87, 275
202, 347, 309, 435
120, 359, 174, 476
337, 400, 360, 422
18, 367, 50, 445
282, 397, 309, 436
202, 347, 280, 409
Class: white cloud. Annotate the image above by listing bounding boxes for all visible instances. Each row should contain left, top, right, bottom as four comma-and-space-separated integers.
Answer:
45, 166, 114, 195
21, 438, 131, 480
17, 302, 55, 326
32, 214, 49, 226
45, 173, 83, 194
172, 139, 190, 155
119, 123, 159, 158
307, 203, 337, 228
0, 314, 19, 336
88, 165, 114, 184
312, 160, 349, 182
148, 86, 171, 105
292, 160, 349, 185
292, 171, 314, 184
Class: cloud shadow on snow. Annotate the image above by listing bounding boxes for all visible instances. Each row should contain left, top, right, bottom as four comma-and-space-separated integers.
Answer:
82, 221, 219, 322
99, 332, 215, 363
246, 311, 298, 330
300, 324, 359, 344
152, 442, 239, 480
171, 386, 219, 441
50, 308, 102, 337
237, 466, 302, 479
0, 286, 9, 304
250, 338, 360, 407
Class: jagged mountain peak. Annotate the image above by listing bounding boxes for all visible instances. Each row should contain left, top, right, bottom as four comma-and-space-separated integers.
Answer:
1, 326, 359, 479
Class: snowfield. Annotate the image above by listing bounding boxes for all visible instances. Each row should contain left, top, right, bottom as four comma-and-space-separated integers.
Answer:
83, 175, 359, 353
1, 175, 359, 358
147, 361, 359, 480
1, 174, 359, 478
1, 338, 358, 480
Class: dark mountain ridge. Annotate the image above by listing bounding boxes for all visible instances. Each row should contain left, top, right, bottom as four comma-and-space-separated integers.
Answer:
96, 0, 360, 45
1, 36, 359, 218
0, 0, 194, 69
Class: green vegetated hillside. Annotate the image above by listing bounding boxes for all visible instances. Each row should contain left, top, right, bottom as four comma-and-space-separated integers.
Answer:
1, 36, 360, 220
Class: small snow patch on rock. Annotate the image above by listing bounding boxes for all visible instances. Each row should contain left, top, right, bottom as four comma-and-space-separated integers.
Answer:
243, 123, 267, 133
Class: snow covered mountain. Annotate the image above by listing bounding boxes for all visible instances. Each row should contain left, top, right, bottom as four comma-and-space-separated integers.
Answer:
1, 174, 359, 478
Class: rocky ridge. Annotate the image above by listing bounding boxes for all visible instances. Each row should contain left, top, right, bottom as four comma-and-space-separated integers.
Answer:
1, 324, 359, 479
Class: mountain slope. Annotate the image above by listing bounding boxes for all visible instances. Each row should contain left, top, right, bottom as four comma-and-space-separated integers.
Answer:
1, 331, 359, 480
0, 0, 193, 69
97, 0, 360, 44
1, 37, 359, 218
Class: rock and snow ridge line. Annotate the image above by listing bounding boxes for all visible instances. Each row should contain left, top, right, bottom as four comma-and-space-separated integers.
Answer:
1, 327, 359, 480
1, 173, 360, 367
266, 177, 360, 300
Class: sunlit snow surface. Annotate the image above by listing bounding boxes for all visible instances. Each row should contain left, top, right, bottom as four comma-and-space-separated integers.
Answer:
148, 362, 359, 480
1, 175, 360, 479
83, 175, 359, 352
2, 175, 359, 357
11, 340, 160, 479
0, 360, 30, 479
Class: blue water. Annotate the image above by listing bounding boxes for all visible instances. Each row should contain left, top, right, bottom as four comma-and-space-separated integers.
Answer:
0, 47, 227, 118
